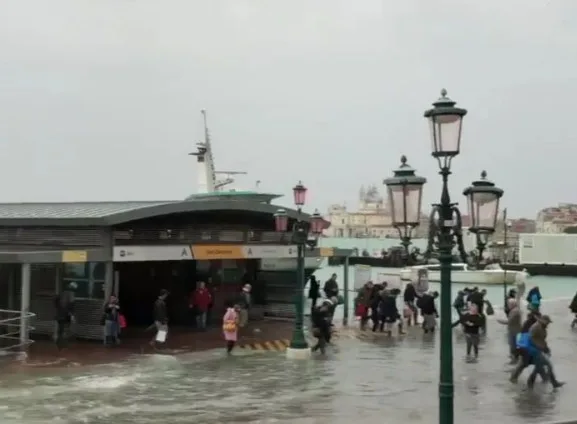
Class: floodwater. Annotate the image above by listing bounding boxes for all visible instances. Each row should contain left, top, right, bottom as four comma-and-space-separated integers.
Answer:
1, 269, 577, 424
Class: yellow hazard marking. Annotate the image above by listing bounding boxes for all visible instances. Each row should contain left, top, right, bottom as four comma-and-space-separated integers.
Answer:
240, 339, 290, 351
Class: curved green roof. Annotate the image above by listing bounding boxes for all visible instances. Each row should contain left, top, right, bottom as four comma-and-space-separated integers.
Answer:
184, 191, 282, 203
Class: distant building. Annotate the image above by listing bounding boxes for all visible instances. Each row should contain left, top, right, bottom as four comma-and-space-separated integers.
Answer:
536, 204, 577, 233
324, 185, 429, 239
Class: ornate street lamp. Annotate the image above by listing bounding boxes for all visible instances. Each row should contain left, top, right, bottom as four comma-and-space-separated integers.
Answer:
274, 181, 324, 358
463, 171, 504, 262
424, 89, 502, 424
383, 155, 427, 254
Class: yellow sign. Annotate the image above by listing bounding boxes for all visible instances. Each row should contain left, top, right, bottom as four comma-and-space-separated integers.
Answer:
319, 247, 334, 257
62, 250, 88, 263
191, 245, 245, 260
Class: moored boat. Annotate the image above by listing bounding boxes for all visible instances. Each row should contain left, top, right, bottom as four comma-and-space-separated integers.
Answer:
399, 263, 520, 285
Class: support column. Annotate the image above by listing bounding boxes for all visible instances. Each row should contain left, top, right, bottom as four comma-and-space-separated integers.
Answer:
7, 266, 14, 310
19, 262, 31, 347
104, 261, 114, 300
343, 256, 350, 327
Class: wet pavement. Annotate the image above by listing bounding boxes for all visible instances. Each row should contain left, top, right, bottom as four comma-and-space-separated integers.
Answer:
1, 299, 577, 423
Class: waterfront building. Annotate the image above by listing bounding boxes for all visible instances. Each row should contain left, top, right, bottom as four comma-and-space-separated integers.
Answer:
536, 203, 577, 233
324, 185, 430, 240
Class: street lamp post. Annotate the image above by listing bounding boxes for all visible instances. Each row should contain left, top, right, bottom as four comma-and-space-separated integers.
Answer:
464, 171, 504, 265
274, 182, 324, 360
424, 89, 503, 424
383, 155, 427, 255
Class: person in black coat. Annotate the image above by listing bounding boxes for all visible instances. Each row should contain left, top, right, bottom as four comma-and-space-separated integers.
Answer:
308, 275, 320, 312
403, 283, 418, 326
311, 301, 332, 354
569, 291, 577, 328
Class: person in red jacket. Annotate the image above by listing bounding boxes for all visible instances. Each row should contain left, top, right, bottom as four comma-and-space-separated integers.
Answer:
189, 281, 212, 330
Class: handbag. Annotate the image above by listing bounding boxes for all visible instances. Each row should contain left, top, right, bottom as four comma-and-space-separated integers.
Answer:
355, 304, 367, 317
119, 314, 127, 329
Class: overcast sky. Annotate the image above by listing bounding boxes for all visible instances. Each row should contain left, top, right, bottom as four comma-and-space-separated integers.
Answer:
0, 0, 574, 219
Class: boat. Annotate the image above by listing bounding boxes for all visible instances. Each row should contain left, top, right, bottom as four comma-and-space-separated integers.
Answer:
399, 263, 520, 285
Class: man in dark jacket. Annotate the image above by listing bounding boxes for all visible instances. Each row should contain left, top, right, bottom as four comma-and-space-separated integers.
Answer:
54, 282, 77, 350
323, 274, 339, 299
356, 281, 373, 330
311, 301, 332, 354
453, 290, 466, 316
308, 275, 320, 313
418, 291, 439, 333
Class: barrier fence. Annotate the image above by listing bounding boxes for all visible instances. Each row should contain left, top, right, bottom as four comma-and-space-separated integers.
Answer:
0, 309, 35, 354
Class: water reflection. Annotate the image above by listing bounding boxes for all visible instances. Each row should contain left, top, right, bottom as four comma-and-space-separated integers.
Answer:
0, 302, 576, 423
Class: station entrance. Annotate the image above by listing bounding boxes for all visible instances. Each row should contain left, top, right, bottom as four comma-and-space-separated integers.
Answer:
115, 258, 259, 329
116, 261, 197, 327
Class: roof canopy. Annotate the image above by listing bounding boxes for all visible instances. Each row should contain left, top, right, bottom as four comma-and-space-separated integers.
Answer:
0, 200, 314, 227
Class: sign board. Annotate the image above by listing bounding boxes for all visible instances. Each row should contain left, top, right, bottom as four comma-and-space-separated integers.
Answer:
62, 250, 87, 263
353, 265, 371, 290
414, 268, 429, 295
260, 257, 323, 271
243, 245, 297, 259
319, 247, 334, 257
114, 244, 322, 262
377, 271, 402, 291
190, 245, 244, 260
113, 245, 192, 262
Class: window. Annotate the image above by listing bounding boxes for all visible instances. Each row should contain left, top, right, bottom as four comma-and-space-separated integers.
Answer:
63, 263, 88, 280
62, 262, 107, 300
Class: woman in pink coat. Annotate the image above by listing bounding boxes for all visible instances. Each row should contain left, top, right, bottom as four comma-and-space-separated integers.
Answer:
222, 302, 239, 354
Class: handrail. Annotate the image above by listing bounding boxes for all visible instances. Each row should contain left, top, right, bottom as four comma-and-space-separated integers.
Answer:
0, 309, 35, 353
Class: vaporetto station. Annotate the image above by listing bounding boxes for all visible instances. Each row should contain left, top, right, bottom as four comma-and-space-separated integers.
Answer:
0, 195, 351, 344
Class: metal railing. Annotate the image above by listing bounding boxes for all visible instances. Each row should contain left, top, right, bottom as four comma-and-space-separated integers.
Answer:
0, 309, 35, 354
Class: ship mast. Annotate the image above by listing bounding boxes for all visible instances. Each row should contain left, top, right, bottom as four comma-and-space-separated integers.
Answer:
189, 110, 247, 193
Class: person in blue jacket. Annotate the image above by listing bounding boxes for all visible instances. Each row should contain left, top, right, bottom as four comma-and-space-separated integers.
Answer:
509, 306, 546, 384
526, 286, 542, 308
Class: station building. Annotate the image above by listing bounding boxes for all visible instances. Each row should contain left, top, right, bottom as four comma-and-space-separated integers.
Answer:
0, 192, 339, 342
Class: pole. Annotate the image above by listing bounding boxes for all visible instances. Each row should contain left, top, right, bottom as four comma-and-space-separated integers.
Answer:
343, 255, 350, 327
289, 234, 308, 349
502, 208, 508, 307
19, 262, 31, 348
438, 169, 454, 424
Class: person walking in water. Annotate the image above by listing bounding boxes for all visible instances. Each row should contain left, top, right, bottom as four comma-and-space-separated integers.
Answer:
497, 298, 522, 363
311, 300, 332, 354
54, 282, 77, 350
453, 303, 483, 361
355, 281, 373, 330
150, 289, 169, 349
569, 291, 577, 328
418, 291, 439, 334
102, 295, 121, 346
403, 283, 418, 326
222, 302, 239, 354
527, 315, 564, 388
190, 281, 212, 331
308, 275, 320, 314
